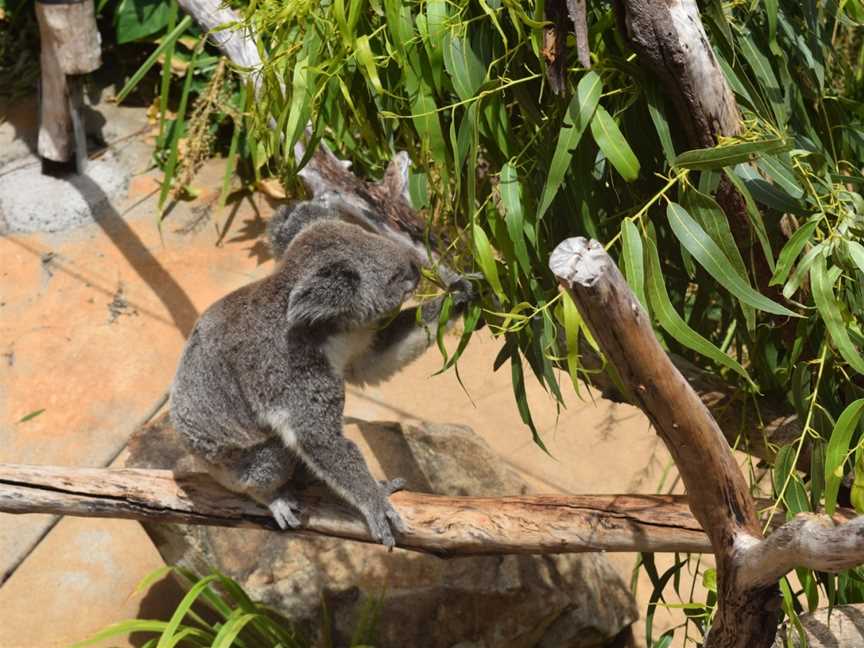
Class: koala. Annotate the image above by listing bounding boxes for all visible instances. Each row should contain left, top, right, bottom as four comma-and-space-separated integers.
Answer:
170, 200, 473, 548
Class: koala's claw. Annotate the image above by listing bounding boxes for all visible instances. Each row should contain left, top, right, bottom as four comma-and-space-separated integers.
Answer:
379, 477, 406, 494
268, 495, 302, 530
363, 501, 406, 549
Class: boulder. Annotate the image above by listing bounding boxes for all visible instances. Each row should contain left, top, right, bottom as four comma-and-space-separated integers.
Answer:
128, 414, 638, 647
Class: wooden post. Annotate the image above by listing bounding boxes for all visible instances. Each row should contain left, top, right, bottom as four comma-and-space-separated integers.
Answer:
35, 0, 101, 171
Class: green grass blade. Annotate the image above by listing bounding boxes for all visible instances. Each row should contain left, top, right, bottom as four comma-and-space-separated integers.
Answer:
824, 399, 864, 515
811, 253, 864, 374
71, 621, 171, 647
156, 574, 221, 648
590, 104, 640, 182
666, 202, 798, 317
116, 15, 193, 104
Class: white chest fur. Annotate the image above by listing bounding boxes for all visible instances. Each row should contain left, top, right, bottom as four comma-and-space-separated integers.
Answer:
323, 328, 376, 375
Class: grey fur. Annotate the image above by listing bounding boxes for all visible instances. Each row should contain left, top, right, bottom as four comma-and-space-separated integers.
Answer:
171, 204, 470, 547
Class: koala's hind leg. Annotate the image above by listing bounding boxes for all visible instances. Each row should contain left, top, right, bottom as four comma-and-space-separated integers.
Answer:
206, 438, 303, 530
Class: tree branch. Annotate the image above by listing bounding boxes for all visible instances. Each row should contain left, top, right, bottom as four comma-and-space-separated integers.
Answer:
550, 237, 778, 648
0, 464, 713, 555
737, 514, 864, 590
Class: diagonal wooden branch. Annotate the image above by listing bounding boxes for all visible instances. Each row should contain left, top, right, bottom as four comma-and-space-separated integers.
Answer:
550, 237, 864, 647
550, 237, 777, 648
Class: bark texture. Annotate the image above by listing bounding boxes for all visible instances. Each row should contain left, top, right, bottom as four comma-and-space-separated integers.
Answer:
550, 238, 864, 648
0, 463, 712, 555
35, 0, 101, 163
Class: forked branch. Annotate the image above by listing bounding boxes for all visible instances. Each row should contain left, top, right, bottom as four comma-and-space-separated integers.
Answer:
550, 237, 864, 647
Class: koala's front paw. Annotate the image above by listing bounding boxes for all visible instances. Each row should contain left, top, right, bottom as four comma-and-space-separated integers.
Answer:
268, 493, 302, 530
362, 497, 407, 549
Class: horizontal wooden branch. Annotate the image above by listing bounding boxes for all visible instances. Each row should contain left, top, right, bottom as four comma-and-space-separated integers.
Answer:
0, 464, 715, 555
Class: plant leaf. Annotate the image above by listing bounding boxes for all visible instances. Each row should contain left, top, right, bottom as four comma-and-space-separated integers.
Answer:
824, 399, 864, 515
666, 202, 798, 317
644, 234, 753, 383
590, 105, 640, 182
673, 138, 789, 170
811, 253, 864, 375
537, 71, 602, 219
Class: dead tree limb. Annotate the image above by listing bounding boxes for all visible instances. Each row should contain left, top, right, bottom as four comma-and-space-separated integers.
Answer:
0, 464, 713, 555
549, 237, 864, 648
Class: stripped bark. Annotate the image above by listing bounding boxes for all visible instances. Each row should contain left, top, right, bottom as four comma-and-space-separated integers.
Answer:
550, 238, 864, 648
0, 464, 713, 555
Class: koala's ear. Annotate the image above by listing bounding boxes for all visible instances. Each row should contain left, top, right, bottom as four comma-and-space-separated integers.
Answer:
286, 262, 362, 327
383, 151, 411, 204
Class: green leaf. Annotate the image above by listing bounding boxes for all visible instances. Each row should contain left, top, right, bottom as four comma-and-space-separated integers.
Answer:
560, 292, 582, 392
783, 243, 823, 300
18, 408, 45, 423
644, 81, 675, 165
666, 203, 798, 317
115, 15, 193, 103
673, 138, 789, 170
590, 105, 640, 182
537, 71, 602, 219
811, 253, 864, 374
115, 0, 172, 44
722, 168, 777, 272
355, 36, 384, 96
442, 32, 485, 101
739, 32, 787, 125
774, 445, 809, 516
756, 155, 804, 199
472, 224, 505, 304
644, 234, 753, 383
853, 453, 864, 514
499, 162, 532, 275
847, 241, 864, 275
770, 220, 818, 286
824, 399, 864, 515
682, 188, 754, 329
620, 220, 647, 310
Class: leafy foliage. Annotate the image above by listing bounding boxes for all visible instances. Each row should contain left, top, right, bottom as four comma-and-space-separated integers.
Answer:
76, 566, 384, 648
116, 0, 864, 641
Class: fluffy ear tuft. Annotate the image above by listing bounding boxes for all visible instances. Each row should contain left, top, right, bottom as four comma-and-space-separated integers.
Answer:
286, 261, 362, 327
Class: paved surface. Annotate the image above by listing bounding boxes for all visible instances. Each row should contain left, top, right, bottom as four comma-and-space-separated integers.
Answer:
0, 95, 703, 647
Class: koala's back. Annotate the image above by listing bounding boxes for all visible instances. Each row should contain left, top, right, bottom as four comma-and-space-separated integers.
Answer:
170, 277, 295, 460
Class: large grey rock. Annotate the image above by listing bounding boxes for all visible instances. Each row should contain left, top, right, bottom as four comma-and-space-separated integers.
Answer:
128, 415, 638, 647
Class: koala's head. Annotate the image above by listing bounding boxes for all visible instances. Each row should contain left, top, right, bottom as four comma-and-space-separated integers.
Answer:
283, 220, 421, 330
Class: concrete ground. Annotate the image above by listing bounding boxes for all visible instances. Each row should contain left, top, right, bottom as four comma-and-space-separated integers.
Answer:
0, 94, 710, 647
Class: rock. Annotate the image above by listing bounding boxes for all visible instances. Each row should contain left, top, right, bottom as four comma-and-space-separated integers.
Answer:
128, 414, 638, 648
0, 151, 130, 234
